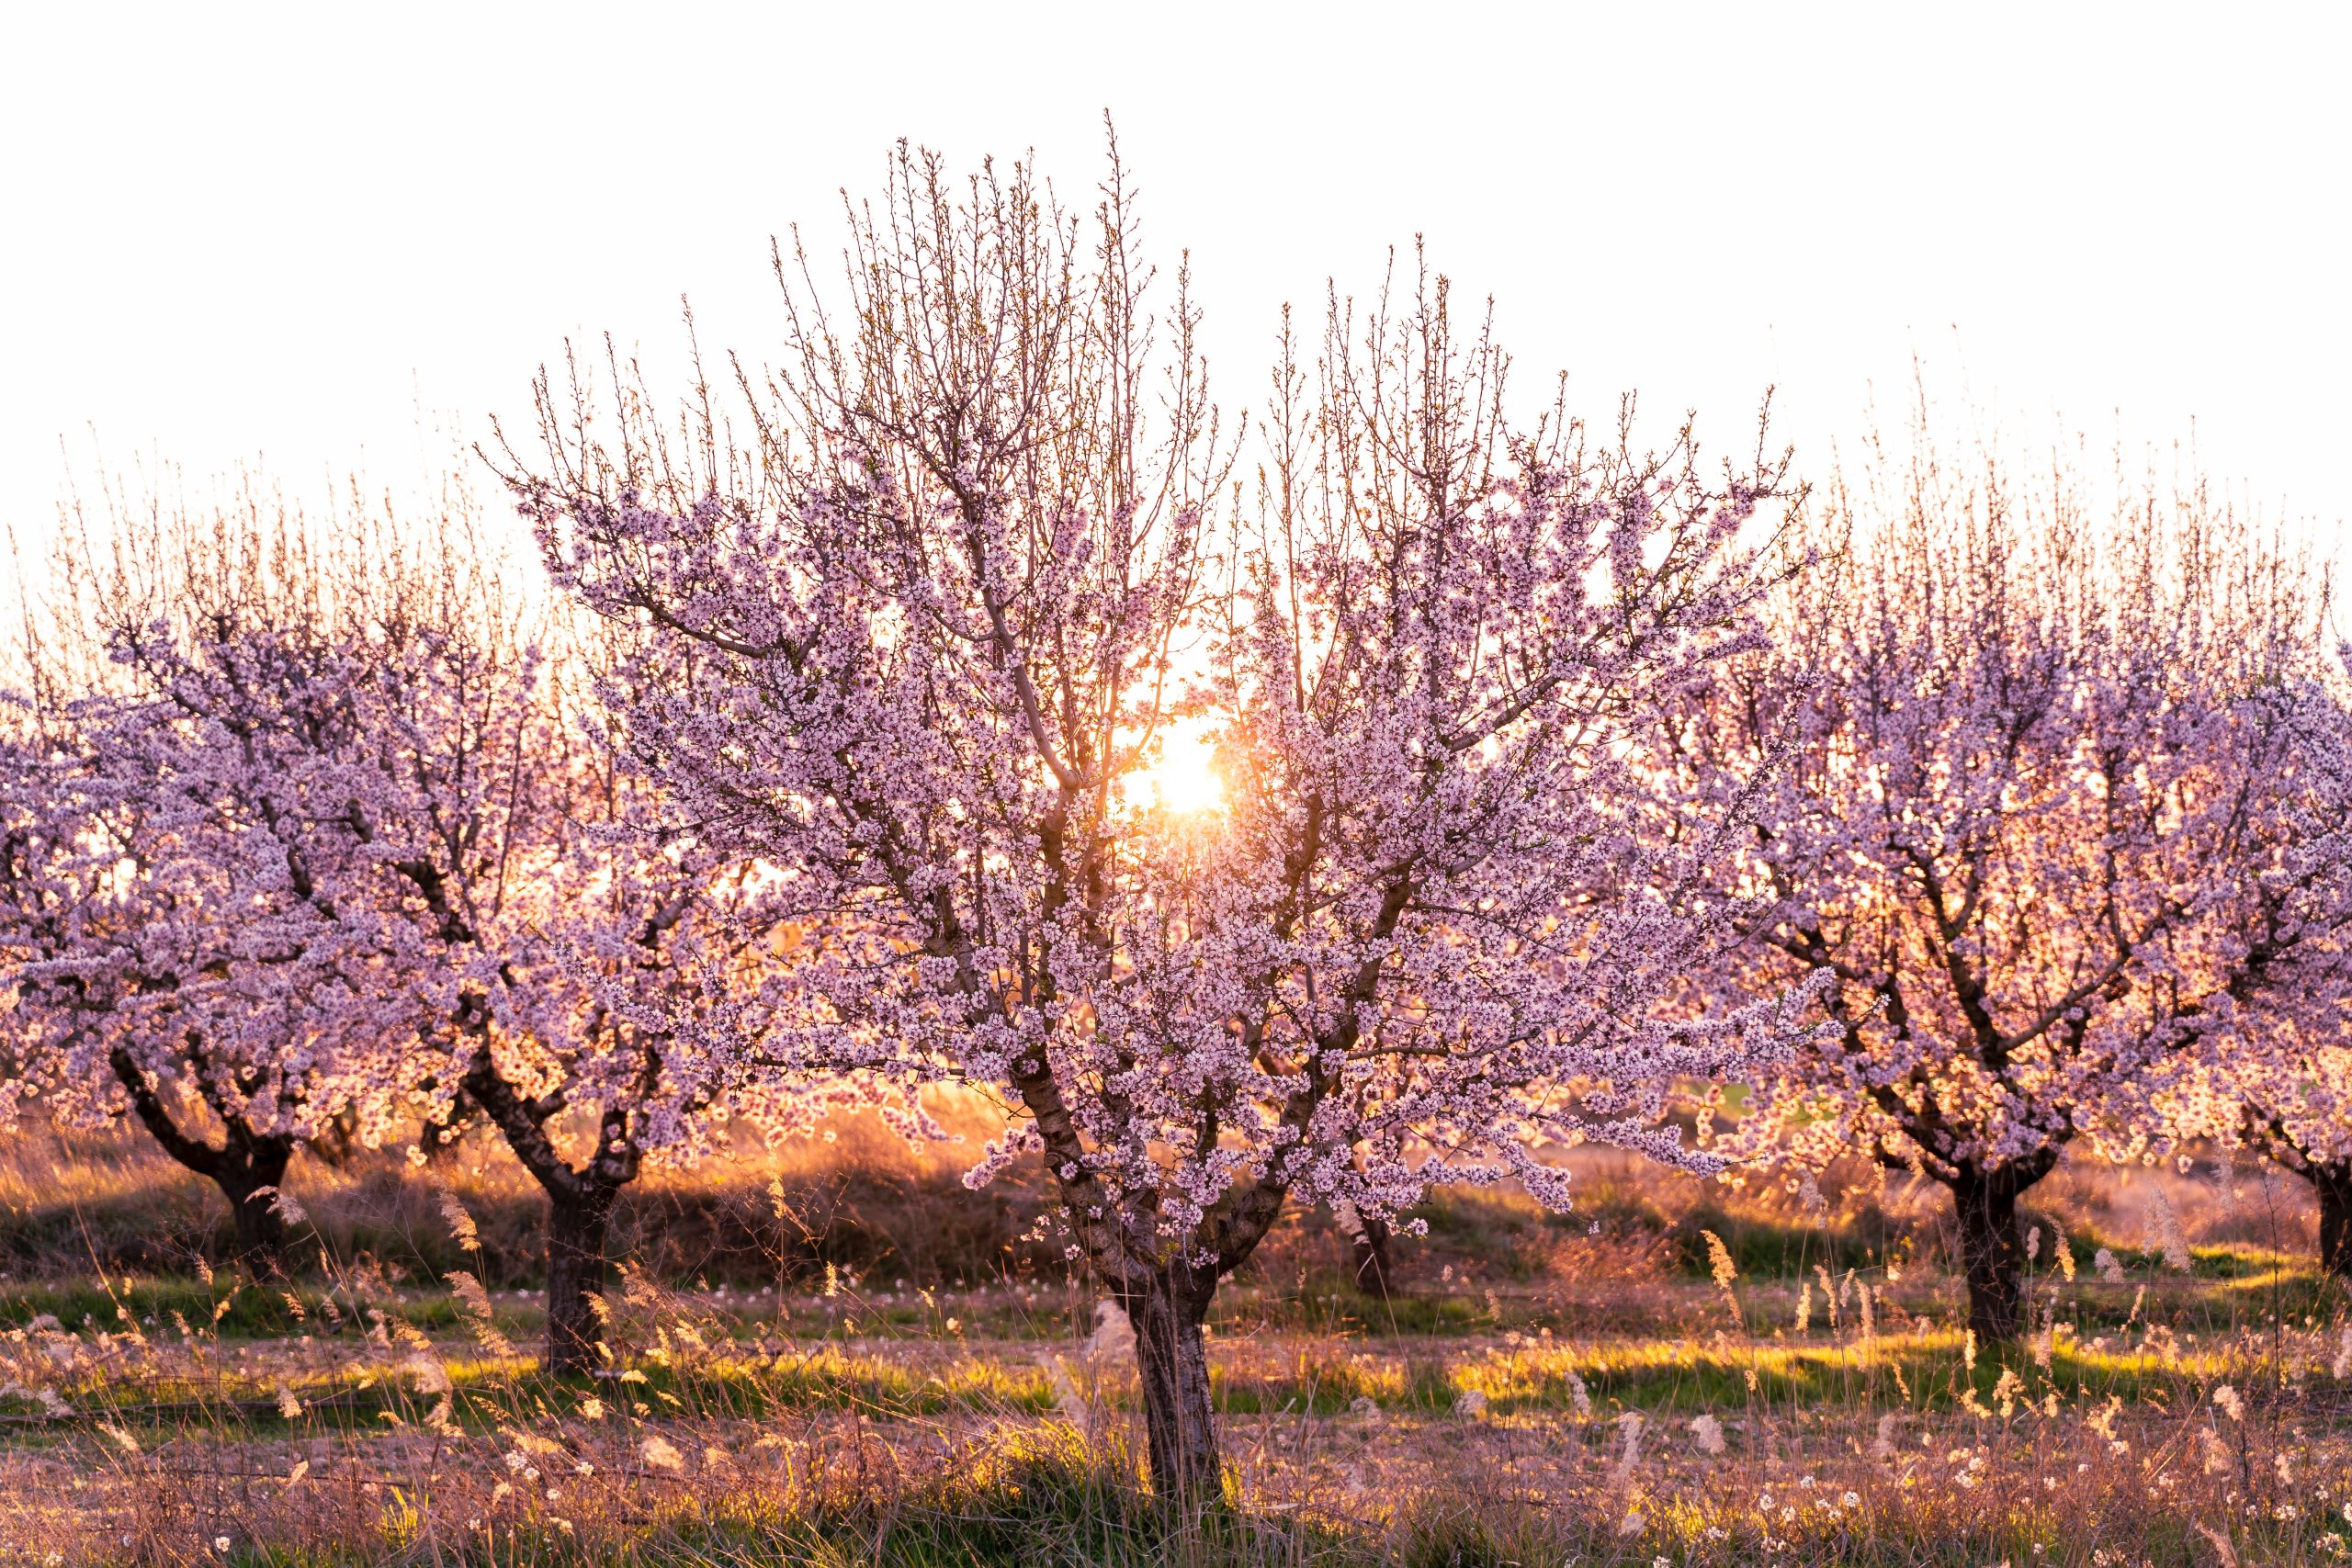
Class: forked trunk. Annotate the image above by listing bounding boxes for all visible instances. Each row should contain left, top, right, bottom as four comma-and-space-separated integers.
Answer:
1950, 1167, 2030, 1342
2310, 1160, 2352, 1281
1126, 1268, 1220, 1501
544, 1183, 617, 1375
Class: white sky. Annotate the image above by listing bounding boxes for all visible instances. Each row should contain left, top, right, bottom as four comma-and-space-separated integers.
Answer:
4, 4, 2346, 587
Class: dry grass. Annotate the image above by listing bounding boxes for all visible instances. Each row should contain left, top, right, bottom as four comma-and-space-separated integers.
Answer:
0, 1121, 2344, 1564
0, 1111, 1063, 1292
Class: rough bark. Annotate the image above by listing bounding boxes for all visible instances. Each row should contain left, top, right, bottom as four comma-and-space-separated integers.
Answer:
1125, 1266, 1221, 1500
306, 1108, 364, 1169
544, 1183, 618, 1375
1950, 1166, 2031, 1342
2310, 1160, 2352, 1282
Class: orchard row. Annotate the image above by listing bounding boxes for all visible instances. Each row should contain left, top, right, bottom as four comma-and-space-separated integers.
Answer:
5, 142, 2347, 1495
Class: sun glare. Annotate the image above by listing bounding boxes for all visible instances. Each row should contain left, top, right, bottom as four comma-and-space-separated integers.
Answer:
1138, 721, 1225, 816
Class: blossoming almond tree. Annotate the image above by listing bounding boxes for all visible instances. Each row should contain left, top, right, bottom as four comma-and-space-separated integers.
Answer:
515, 140, 1825, 1493
0, 499, 418, 1269
2166, 674, 2352, 1278
356, 624, 843, 1374
5, 481, 824, 1352
189, 499, 842, 1373
1665, 405, 2340, 1337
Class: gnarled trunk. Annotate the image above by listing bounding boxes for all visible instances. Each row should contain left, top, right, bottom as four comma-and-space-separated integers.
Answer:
108, 1048, 296, 1276
306, 1109, 364, 1169
2310, 1160, 2352, 1281
1125, 1267, 1220, 1500
1950, 1166, 2032, 1342
544, 1183, 617, 1375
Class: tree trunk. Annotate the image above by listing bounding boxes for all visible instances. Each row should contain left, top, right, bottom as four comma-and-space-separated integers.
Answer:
1950, 1167, 2029, 1342
544, 1183, 617, 1375
1126, 1268, 1221, 1500
213, 1139, 295, 1275
107, 1048, 294, 1276
1351, 1213, 1394, 1299
2310, 1161, 2352, 1282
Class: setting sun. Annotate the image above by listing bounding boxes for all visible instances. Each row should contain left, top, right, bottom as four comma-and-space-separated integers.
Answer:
1137, 719, 1225, 816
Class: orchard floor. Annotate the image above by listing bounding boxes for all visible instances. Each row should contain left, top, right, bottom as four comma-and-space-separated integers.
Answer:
2, 1262, 2349, 1568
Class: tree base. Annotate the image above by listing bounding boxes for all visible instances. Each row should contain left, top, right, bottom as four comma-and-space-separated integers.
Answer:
1949, 1163, 2045, 1343
544, 1187, 617, 1375
1126, 1268, 1221, 1501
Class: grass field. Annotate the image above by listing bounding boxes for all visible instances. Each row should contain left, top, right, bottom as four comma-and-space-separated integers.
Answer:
0, 1120, 2346, 1567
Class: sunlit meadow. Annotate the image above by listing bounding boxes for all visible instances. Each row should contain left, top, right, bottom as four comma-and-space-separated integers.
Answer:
0, 1105, 2345, 1567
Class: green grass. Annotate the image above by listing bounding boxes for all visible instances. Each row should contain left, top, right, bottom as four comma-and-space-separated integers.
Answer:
0, 1277, 463, 1338
13, 1301, 2326, 1450
5, 1262, 2346, 1565
213, 1435, 1367, 1568
1409, 1179, 1906, 1286
1668, 1199, 1900, 1279
1211, 1281, 1494, 1337
1203, 1320, 2330, 1420
0, 1337, 1066, 1438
